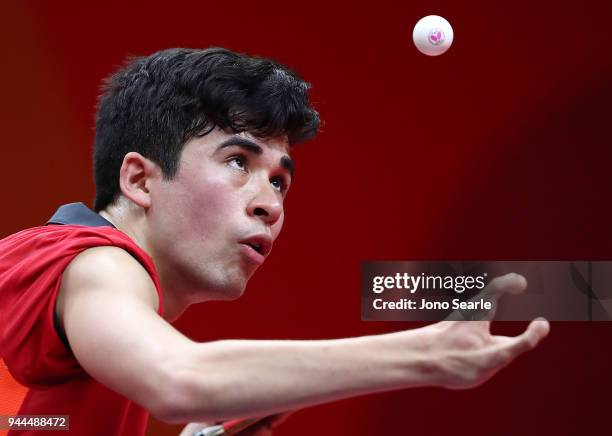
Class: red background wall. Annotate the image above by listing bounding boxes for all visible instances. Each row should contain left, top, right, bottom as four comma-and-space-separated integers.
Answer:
2, 1, 611, 435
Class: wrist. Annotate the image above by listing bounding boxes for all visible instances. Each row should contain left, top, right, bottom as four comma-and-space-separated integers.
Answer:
377, 325, 442, 389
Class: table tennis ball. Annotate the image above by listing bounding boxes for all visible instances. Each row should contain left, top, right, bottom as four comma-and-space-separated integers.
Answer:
412, 15, 454, 56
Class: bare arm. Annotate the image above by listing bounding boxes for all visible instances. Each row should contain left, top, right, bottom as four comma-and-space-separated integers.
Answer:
57, 248, 549, 423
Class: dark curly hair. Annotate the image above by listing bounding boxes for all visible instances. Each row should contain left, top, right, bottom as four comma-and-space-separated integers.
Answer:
93, 47, 320, 212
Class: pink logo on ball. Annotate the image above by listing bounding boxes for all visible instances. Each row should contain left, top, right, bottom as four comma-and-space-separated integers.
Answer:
428, 29, 445, 46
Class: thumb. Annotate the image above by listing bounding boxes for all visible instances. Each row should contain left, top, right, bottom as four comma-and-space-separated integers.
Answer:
505, 318, 550, 358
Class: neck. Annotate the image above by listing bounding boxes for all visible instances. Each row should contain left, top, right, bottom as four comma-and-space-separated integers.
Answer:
98, 202, 190, 323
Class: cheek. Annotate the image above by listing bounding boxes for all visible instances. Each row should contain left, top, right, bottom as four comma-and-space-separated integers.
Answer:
153, 173, 239, 234
271, 212, 285, 241
174, 173, 244, 233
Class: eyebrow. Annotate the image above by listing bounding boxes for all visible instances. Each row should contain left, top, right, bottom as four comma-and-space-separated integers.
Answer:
217, 136, 295, 177
280, 156, 294, 177
218, 137, 263, 155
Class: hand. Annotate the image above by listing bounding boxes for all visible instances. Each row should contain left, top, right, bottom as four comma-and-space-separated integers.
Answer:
179, 412, 293, 436
422, 273, 550, 389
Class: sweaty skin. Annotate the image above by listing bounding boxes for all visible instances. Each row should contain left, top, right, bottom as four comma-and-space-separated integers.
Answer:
55, 128, 550, 425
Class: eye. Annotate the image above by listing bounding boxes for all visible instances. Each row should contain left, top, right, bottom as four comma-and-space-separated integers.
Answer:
228, 156, 247, 171
270, 176, 287, 193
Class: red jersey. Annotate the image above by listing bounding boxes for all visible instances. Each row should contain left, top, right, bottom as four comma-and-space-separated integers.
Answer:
0, 203, 164, 435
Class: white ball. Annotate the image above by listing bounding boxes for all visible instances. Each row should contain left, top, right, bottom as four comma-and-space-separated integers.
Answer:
412, 15, 454, 56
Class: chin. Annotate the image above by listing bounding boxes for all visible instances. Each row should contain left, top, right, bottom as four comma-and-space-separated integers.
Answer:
219, 285, 246, 301
216, 276, 248, 301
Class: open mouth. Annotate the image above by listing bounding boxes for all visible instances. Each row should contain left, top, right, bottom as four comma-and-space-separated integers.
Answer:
245, 242, 263, 255
240, 235, 272, 257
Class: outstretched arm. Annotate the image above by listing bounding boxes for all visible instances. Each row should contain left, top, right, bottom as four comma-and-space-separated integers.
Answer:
57, 247, 549, 424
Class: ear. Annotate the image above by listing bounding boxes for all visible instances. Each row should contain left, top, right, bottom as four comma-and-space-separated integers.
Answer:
118, 152, 160, 209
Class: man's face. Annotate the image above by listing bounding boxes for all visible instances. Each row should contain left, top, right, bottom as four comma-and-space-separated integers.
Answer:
147, 128, 293, 301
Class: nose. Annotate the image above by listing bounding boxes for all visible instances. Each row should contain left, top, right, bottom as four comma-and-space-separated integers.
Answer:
247, 178, 283, 226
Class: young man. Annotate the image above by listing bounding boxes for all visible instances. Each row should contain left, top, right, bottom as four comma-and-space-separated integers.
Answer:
0, 47, 549, 435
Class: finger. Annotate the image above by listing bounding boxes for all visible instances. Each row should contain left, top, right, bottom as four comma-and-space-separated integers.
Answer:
444, 273, 527, 322
500, 317, 550, 359
476, 273, 528, 322
484, 273, 527, 298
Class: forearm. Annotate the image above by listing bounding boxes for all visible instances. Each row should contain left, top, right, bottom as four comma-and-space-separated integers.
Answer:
161, 329, 434, 423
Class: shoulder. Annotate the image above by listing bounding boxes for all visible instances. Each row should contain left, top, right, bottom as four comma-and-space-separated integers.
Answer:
57, 245, 160, 317
1, 225, 139, 261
